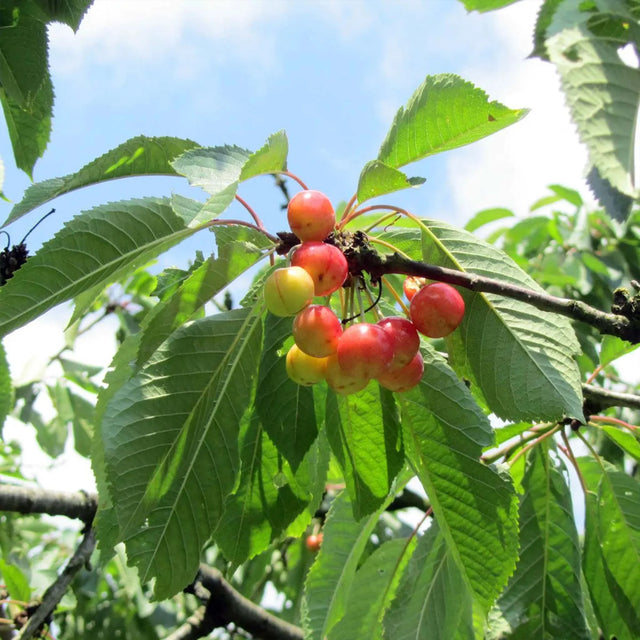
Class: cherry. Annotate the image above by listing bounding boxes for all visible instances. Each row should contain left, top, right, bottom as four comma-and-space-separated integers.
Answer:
293, 304, 343, 358
285, 344, 328, 386
325, 354, 370, 395
403, 276, 429, 301
378, 351, 424, 392
337, 323, 394, 380
263, 266, 315, 317
287, 190, 335, 242
291, 241, 348, 297
305, 532, 323, 552
377, 316, 420, 371
410, 282, 465, 338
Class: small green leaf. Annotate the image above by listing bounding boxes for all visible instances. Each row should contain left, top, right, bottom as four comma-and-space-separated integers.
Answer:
0, 559, 31, 602
599, 334, 639, 367
0, 197, 198, 337
378, 74, 527, 169
356, 160, 425, 203
239, 129, 288, 181
459, 0, 522, 12
5, 136, 200, 224
464, 207, 514, 232
601, 426, 640, 463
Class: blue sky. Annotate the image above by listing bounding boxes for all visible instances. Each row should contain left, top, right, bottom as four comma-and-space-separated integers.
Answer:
1, 0, 603, 489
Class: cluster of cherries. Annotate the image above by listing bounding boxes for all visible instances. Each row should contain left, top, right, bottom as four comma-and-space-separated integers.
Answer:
263, 190, 465, 395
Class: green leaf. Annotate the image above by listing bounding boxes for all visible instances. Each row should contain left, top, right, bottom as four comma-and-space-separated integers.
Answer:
330, 537, 416, 640
0, 197, 199, 337
356, 160, 425, 203
599, 334, 639, 367
0, 341, 12, 429
302, 491, 392, 640
101, 307, 263, 599
420, 219, 584, 421
325, 385, 404, 518
378, 74, 528, 169
255, 314, 319, 470
0, 70, 52, 178
459, 0, 522, 11
399, 344, 518, 612
496, 445, 590, 639
544, 3, 640, 210
5, 136, 200, 224
464, 207, 514, 233
34, 0, 94, 30
383, 525, 475, 640
601, 426, 640, 463
170, 145, 251, 195
0, 559, 31, 602
239, 129, 288, 181
136, 224, 270, 366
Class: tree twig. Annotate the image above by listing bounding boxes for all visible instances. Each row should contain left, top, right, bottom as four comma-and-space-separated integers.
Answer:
582, 384, 640, 411
16, 529, 96, 640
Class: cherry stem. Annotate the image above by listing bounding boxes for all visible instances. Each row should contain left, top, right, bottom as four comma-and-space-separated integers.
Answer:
274, 171, 309, 190
208, 219, 279, 244
339, 203, 418, 230
585, 364, 604, 385
235, 195, 267, 232
508, 424, 561, 467
381, 276, 411, 317
589, 414, 638, 432
362, 211, 404, 234
368, 236, 412, 260
342, 279, 383, 324
559, 429, 587, 493
19, 208, 56, 245
338, 193, 358, 225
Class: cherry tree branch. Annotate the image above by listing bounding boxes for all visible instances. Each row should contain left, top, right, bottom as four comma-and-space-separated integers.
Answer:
0, 485, 97, 523
582, 384, 640, 412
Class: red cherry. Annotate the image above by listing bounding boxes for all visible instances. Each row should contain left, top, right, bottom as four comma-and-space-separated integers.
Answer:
403, 276, 429, 301
325, 354, 370, 395
377, 316, 420, 371
337, 323, 394, 380
291, 241, 348, 297
293, 305, 343, 358
378, 351, 424, 392
305, 532, 323, 552
287, 190, 335, 242
410, 282, 465, 338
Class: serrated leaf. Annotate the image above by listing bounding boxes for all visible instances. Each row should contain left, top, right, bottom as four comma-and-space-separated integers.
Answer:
325, 385, 404, 518
255, 314, 319, 470
0, 70, 52, 178
136, 224, 269, 366
170, 145, 251, 195
5, 136, 200, 224
398, 344, 518, 612
302, 491, 392, 640
0, 341, 12, 429
356, 160, 425, 203
101, 307, 263, 599
35, 0, 94, 30
419, 219, 584, 421
545, 4, 640, 214
0, 197, 199, 337
599, 334, 639, 367
464, 207, 514, 232
330, 537, 416, 640
378, 73, 527, 169
580, 457, 640, 634
239, 129, 288, 181
496, 444, 590, 639
383, 525, 474, 640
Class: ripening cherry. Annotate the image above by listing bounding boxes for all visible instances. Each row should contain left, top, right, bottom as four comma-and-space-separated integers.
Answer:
286, 344, 328, 386
410, 282, 465, 338
287, 190, 335, 242
293, 304, 343, 358
291, 241, 348, 296
337, 323, 394, 380
403, 276, 429, 301
378, 351, 424, 392
263, 266, 315, 317
377, 316, 420, 371
305, 532, 323, 552
325, 354, 370, 395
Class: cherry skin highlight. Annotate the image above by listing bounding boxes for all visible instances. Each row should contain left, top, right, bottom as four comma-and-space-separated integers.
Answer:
337, 323, 394, 380
287, 190, 335, 242
291, 241, 348, 296
263, 266, 315, 317
293, 304, 343, 358
377, 316, 420, 371
410, 282, 465, 338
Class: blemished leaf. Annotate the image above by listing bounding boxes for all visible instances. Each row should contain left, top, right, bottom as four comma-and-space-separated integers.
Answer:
421, 218, 584, 421
0, 559, 31, 603
5, 136, 200, 224
136, 224, 270, 366
544, 3, 640, 217
459, 0, 522, 12
0, 197, 201, 337
0, 71, 53, 178
0, 341, 12, 429
356, 160, 425, 203
581, 457, 640, 636
599, 334, 639, 367
100, 307, 263, 598
325, 385, 404, 518
239, 129, 288, 180
464, 207, 514, 233
398, 344, 518, 612
378, 74, 527, 169
496, 445, 590, 639
255, 314, 319, 471
302, 491, 392, 640
330, 537, 416, 640
383, 525, 475, 640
